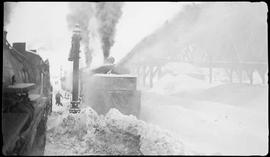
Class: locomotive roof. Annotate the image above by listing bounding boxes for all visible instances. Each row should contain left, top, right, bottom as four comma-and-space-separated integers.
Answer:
3, 37, 43, 61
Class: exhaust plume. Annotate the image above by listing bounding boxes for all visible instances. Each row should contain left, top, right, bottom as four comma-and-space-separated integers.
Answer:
96, 2, 123, 61
66, 2, 96, 67
66, 2, 123, 67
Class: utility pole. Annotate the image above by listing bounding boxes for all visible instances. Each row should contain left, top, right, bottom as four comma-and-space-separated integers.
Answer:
68, 24, 81, 113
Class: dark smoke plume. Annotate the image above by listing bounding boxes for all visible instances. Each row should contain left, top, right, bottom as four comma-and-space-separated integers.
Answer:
67, 2, 123, 66
66, 2, 96, 67
4, 2, 17, 29
96, 2, 123, 61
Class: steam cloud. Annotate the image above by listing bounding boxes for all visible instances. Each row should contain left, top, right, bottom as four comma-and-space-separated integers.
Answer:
4, 2, 17, 29
66, 2, 95, 67
66, 2, 123, 67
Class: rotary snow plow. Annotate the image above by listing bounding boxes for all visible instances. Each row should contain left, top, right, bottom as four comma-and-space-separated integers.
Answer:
61, 62, 141, 117
76, 62, 140, 117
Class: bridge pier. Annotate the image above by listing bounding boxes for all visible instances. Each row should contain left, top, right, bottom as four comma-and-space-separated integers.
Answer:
209, 57, 213, 83
246, 69, 254, 85
149, 67, 153, 88
134, 65, 164, 88
237, 69, 243, 83
229, 68, 233, 83
257, 66, 267, 84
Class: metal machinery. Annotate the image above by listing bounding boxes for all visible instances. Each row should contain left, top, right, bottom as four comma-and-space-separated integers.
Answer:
81, 60, 141, 117
64, 24, 141, 117
83, 73, 141, 117
2, 30, 52, 155
68, 24, 81, 113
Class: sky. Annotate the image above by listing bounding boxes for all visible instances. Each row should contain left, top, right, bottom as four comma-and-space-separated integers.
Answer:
6, 2, 185, 77
110, 2, 185, 62
6, 2, 71, 77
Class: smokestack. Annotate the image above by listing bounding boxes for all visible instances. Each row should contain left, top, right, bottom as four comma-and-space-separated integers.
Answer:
13, 42, 26, 53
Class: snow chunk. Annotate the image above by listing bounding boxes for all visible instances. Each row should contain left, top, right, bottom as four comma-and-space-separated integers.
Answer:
46, 107, 187, 155
105, 108, 185, 155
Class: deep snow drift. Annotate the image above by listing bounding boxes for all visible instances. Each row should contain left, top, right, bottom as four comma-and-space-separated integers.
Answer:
45, 106, 200, 155
140, 62, 268, 155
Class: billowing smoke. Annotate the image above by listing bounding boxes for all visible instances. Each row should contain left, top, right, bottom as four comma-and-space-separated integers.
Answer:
4, 2, 17, 29
66, 2, 96, 67
96, 2, 123, 61
66, 2, 123, 67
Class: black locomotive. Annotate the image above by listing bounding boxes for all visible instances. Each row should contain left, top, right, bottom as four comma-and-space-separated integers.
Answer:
2, 30, 52, 155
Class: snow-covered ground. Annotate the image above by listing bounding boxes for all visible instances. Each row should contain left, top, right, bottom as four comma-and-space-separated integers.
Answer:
140, 88, 268, 155
45, 62, 268, 155
45, 87, 194, 155
45, 101, 192, 155
140, 62, 268, 155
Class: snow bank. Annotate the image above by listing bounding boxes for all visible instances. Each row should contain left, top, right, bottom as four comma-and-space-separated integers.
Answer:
151, 74, 218, 95
46, 107, 188, 155
150, 62, 222, 95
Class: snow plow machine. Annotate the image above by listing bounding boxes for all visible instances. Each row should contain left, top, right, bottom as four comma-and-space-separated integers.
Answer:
61, 61, 141, 117
82, 63, 141, 117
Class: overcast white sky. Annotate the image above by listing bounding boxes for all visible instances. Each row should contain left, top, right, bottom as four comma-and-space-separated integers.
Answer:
111, 2, 185, 62
6, 2, 185, 77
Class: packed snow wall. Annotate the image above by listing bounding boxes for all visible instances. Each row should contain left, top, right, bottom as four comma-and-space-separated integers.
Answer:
45, 107, 195, 155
